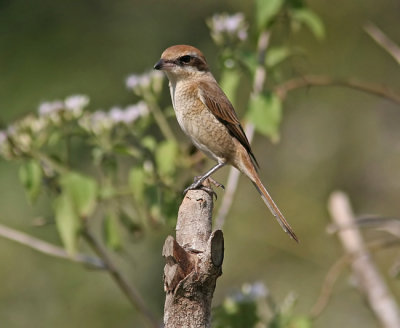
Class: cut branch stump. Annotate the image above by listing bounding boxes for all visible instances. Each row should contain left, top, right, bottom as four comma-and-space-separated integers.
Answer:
162, 188, 224, 328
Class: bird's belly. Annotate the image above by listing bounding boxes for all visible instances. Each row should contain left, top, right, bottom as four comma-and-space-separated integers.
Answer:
174, 98, 235, 163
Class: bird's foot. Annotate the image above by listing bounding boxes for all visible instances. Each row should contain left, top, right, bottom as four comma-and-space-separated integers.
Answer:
207, 176, 225, 190
183, 176, 224, 200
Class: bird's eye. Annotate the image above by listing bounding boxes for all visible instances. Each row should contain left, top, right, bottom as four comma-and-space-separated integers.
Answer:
179, 55, 192, 64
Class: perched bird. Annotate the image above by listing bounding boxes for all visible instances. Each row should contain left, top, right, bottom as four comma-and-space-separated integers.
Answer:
154, 45, 298, 242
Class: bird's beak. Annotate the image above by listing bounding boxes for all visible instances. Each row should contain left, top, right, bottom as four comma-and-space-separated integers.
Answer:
154, 59, 175, 71
154, 59, 165, 70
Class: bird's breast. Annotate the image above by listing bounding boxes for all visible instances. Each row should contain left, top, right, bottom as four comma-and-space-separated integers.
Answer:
169, 80, 236, 163
170, 81, 204, 135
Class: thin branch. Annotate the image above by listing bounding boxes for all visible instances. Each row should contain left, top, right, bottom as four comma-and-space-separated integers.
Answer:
0, 223, 105, 269
328, 191, 400, 328
145, 93, 177, 143
214, 166, 240, 229
364, 22, 400, 65
82, 226, 160, 328
310, 254, 350, 318
215, 30, 270, 228
310, 233, 400, 319
274, 75, 400, 105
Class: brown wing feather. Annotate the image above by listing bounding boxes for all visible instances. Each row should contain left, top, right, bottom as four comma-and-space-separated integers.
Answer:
198, 81, 259, 168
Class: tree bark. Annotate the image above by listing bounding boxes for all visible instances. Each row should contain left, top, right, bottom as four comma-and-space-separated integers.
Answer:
162, 188, 224, 328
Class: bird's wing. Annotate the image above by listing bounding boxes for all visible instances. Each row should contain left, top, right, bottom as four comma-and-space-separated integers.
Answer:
198, 81, 259, 168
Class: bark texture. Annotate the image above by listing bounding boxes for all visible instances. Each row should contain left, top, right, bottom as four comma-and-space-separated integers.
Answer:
163, 188, 224, 328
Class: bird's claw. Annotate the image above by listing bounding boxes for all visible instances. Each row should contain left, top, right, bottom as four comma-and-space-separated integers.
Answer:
183, 176, 224, 200
207, 177, 225, 190
183, 176, 203, 195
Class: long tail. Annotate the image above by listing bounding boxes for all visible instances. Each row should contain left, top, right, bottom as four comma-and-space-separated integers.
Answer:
251, 177, 299, 242
235, 148, 299, 242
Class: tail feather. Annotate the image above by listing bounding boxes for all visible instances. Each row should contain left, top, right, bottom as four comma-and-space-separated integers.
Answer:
233, 142, 298, 242
252, 179, 299, 242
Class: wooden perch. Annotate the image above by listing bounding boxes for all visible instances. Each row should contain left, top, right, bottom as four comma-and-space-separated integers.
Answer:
162, 187, 224, 328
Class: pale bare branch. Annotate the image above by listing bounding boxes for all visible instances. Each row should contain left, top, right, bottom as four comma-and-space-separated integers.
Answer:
310, 254, 349, 318
82, 226, 160, 328
364, 22, 400, 65
275, 75, 400, 105
328, 191, 400, 328
0, 223, 105, 269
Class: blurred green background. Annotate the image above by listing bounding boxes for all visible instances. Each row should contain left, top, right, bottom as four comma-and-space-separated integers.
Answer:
1, 0, 400, 327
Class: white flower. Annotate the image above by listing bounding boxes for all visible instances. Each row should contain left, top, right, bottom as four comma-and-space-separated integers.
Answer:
0, 130, 6, 146
38, 100, 64, 116
65, 94, 89, 116
109, 102, 149, 125
6, 125, 16, 136
0, 130, 8, 158
224, 13, 245, 32
230, 281, 269, 303
109, 107, 125, 123
79, 110, 113, 135
208, 13, 248, 44
30, 116, 48, 133
242, 281, 268, 299
143, 160, 154, 173
126, 71, 164, 95
126, 73, 150, 90
124, 101, 149, 123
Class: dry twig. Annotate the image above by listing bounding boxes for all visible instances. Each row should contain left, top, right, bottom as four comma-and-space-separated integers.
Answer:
0, 223, 104, 269
82, 226, 160, 328
364, 22, 400, 65
328, 191, 400, 328
274, 75, 400, 105
310, 254, 350, 318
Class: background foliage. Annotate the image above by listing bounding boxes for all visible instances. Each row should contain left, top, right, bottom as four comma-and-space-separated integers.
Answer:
0, 0, 400, 327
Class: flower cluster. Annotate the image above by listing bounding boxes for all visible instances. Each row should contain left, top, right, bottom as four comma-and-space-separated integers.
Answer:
79, 101, 149, 135
208, 13, 248, 46
38, 94, 90, 124
126, 70, 164, 96
0, 114, 48, 159
0, 93, 151, 159
233, 281, 268, 302
0, 130, 10, 159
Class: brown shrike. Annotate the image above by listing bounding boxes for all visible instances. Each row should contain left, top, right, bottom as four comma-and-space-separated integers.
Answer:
154, 45, 298, 242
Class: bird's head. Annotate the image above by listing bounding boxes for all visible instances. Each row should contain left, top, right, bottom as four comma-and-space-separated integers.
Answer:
154, 45, 209, 81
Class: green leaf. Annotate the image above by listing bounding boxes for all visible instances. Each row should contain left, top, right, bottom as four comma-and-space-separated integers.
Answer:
290, 316, 312, 328
54, 193, 81, 255
239, 51, 258, 76
19, 160, 42, 203
113, 144, 141, 158
213, 297, 259, 328
155, 140, 178, 177
60, 172, 97, 218
141, 136, 157, 151
291, 8, 325, 40
220, 69, 241, 106
104, 212, 121, 250
256, 0, 284, 30
129, 166, 146, 203
265, 47, 292, 68
247, 92, 282, 142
